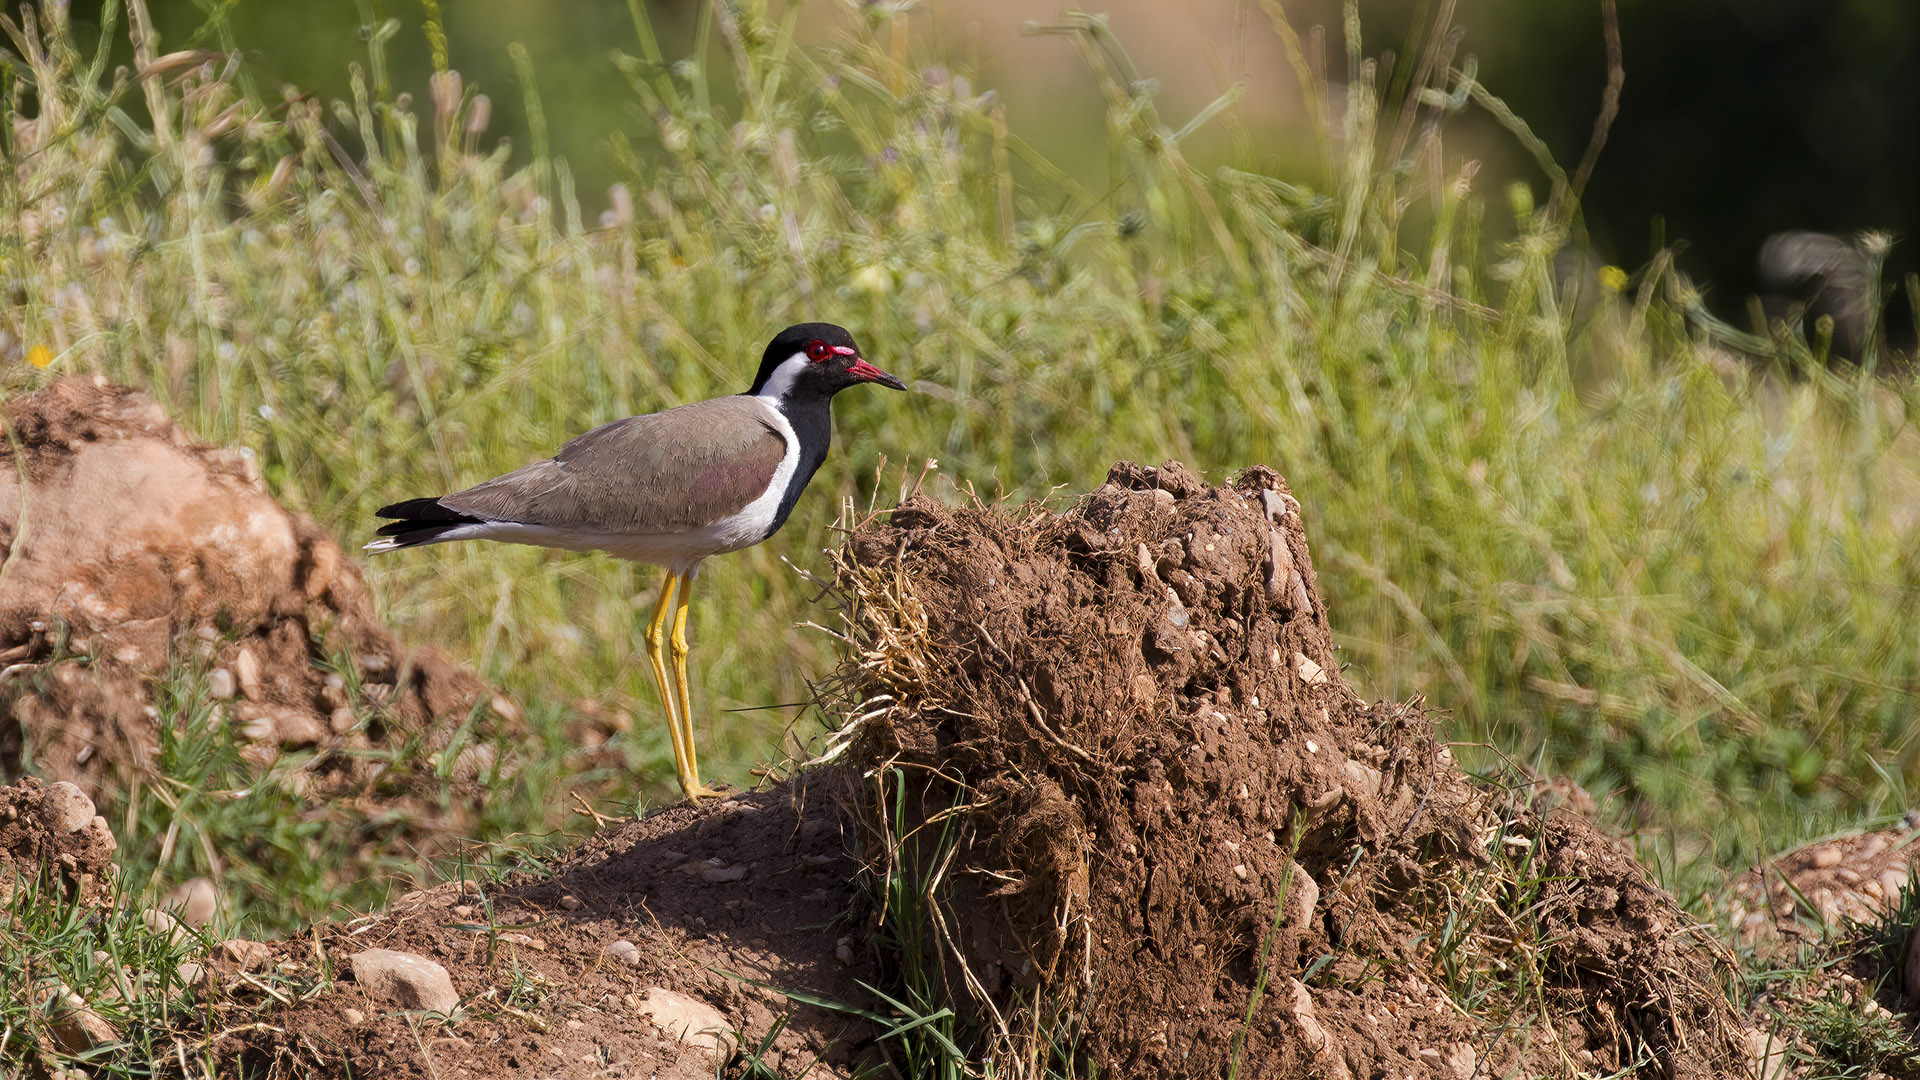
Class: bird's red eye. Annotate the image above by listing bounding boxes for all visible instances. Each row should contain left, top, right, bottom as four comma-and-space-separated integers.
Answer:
804, 340, 830, 363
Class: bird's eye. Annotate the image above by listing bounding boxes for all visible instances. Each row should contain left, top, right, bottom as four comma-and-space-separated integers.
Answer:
804, 340, 830, 363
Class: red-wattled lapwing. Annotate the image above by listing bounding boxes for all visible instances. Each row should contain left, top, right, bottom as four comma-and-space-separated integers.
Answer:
365, 323, 906, 801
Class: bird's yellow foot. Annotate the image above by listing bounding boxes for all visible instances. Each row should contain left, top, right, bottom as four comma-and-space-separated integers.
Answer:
681, 781, 729, 803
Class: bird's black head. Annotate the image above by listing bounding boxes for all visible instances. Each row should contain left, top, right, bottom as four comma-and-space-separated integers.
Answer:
748, 322, 908, 402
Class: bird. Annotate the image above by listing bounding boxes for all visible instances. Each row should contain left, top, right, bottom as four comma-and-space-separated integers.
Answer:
1758, 231, 1874, 362
365, 323, 906, 801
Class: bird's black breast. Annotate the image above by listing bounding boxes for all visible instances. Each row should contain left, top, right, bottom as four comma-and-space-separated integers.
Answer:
764, 400, 833, 540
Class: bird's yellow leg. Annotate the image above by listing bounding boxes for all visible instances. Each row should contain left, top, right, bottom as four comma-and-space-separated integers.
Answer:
669, 571, 723, 800
643, 572, 692, 797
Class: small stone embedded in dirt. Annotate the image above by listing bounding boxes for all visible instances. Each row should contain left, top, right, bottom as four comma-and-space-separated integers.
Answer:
83, 815, 115, 854
559, 894, 583, 910
222, 939, 272, 971
602, 939, 641, 966
38, 781, 95, 833
234, 647, 263, 702
1283, 979, 1351, 1080
1746, 1027, 1788, 1080
237, 702, 329, 749
700, 862, 749, 883
1284, 860, 1318, 930
176, 961, 205, 986
207, 667, 236, 700
143, 908, 189, 945
163, 876, 219, 927
340, 1007, 366, 1026
450, 743, 496, 782
48, 984, 118, 1053
1295, 651, 1327, 684
635, 987, 735, 1062
1420, 1043, 1479, 1080
349, 948, 460, 1013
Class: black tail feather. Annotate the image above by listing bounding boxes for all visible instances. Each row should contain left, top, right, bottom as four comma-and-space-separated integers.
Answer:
376, 496, 480, 525
370, 497, 484, 547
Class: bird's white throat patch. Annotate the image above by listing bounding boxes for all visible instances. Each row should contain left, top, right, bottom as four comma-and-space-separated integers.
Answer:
754, 351, 812, 403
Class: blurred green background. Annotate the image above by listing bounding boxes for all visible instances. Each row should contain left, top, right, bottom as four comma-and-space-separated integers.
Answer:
40, 0, 1920, 313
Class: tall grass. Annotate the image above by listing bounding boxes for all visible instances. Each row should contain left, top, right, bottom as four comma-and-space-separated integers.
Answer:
3, 0, 1917, 866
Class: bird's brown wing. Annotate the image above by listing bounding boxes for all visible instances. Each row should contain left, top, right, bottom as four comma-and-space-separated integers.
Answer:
439, 396, 788, 534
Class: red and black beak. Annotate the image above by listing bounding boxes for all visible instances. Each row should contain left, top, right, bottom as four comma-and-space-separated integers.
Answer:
848, 357, 908, 391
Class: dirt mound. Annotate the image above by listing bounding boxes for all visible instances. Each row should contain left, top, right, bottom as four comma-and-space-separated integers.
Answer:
0, 378, 504, 836
0, 775, 117, 904
831, 461, 1743, 1078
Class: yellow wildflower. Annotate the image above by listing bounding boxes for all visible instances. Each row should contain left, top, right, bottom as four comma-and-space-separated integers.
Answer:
26, 345, 53, 368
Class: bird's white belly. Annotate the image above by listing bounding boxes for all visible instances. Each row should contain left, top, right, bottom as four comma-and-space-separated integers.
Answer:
437, 517, 771, 574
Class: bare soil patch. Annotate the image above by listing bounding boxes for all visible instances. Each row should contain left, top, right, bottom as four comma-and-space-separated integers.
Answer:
217, 779, 881, 1079
828, 461, 1746, 1078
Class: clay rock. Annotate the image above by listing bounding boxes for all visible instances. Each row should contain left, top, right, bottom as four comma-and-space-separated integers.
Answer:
635, 987, 736, 1061
0, 380, 299, 637
222, 938, 273, 971
235, 702, 329, 748
142, 908, 189, 945
350, 948, 460, 1013
48, 984, 118, 1053
37, 781, 94, 833
1745, 1027, 1789, 1080
162, 877, 219, 928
